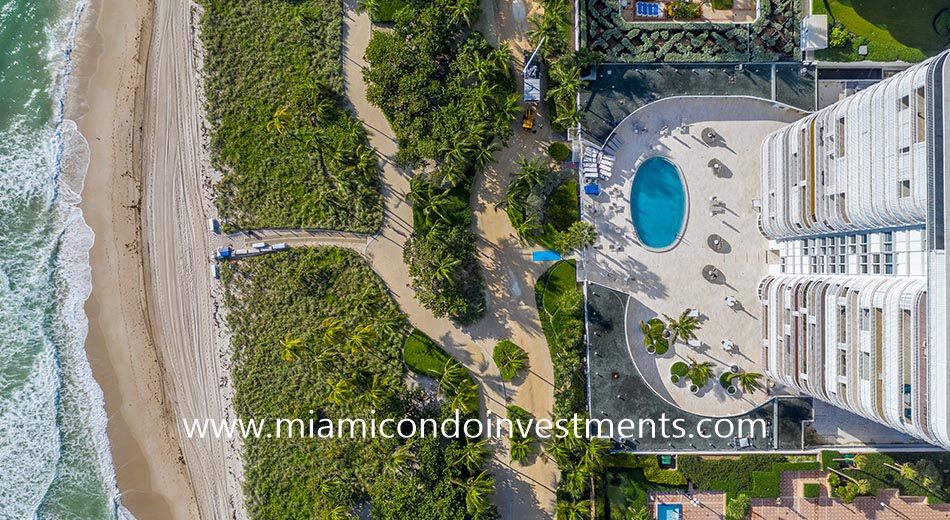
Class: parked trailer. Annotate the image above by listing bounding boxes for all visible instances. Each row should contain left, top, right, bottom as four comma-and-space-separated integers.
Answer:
210, 264, 220, 279
251, 241, 268, 249
214, 247, 232, 260
272, 243, 289, 251
208, 218, 219, 234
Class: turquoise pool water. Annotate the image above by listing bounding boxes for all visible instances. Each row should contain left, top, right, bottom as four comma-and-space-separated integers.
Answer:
629, 156, 686, 249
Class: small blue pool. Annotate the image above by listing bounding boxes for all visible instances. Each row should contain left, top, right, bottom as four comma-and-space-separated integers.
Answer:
532, 250, 562, 262
657, 504, 683, 520
630, 156, 686, 250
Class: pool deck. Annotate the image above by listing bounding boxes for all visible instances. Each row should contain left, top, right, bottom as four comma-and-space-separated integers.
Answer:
581, 97, 807, 417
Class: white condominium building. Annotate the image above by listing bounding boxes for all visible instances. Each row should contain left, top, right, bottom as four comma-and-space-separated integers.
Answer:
758, 51, 950, 449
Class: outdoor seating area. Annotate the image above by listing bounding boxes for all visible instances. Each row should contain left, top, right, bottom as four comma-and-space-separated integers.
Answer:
581, 96, 807, 417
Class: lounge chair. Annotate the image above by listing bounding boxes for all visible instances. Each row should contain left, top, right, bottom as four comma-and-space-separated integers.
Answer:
687, 339, 702, 348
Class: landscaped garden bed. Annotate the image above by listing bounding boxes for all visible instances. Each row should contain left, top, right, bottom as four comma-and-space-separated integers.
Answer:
581, 0, 802, 62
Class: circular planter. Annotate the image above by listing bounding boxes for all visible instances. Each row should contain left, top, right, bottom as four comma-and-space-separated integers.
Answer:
671, 375, 680, 384
727, 386, 738, 395
689, 384, 699, 394
730, 365, 741, 374
646, 345, 657, 355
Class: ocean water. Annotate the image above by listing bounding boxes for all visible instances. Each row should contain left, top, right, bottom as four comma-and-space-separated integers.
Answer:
0, 0, 130, 518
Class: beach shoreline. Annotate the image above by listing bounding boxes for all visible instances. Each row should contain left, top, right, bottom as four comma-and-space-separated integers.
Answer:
66, 0, 201, 518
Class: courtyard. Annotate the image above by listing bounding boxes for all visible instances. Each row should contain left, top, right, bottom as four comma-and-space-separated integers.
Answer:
582, 96, 806, 418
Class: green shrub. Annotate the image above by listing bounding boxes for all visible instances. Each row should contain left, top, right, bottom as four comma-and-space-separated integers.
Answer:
725, 493, 751, 520
666, 0, 702, 20
493, 340, 529, 380
821, 450, 842, 470
829, 23, 852, 48
803, 483, 821, 498
604, 454, 688, 486
671, 362, 688, 377
711, 0, 733, 8
365, 0, 407, 22
548, 142, 572, 161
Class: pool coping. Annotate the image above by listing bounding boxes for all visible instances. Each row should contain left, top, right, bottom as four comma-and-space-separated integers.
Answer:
628, 154, 690, 253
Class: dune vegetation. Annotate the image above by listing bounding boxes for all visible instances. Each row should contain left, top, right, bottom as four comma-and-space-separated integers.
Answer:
363, 0, 518, 324
200, 0, 382, 232
222, 248, 495, 519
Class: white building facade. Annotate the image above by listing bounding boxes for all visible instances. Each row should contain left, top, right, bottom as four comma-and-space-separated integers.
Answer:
758, 51, 950, 449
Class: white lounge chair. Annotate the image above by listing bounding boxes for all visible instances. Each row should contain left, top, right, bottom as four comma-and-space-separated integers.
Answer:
688, 339, 702, 348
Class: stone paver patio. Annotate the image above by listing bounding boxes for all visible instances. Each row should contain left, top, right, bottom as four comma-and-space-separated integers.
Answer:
649, 472, 950, 519
582, 97, 807, 417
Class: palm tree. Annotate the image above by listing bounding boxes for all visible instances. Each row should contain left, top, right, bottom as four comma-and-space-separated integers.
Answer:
433, 256, 462, 281
625, 507, 651, 520
387, 441, 415, 475
346, 324, 377, 355
470, 137, 500, 171
543, 436, 572, 466
639, 318, 667, 352
514, 157, 548, 185
455, 471, 494, 515
662, 309, 701, 344
490, 43, 513, 78
450, 379, 479, 415
447, 0, 479, 26
279, 334, 309, 361
555, 499, 591, 520
266, 106, 293, 134
728, 372, 765, 394
686, 356, 716, 388
499, 93, 522, 123
321, 506, 352, 520
579, 437, 611, 474
552, 104, 581, 129
509, 436, 533, 464
556, 221, 598, 254
513, 215, 540, 244
896, 463, 919, 481
320, 317, 348, 346
456, 438, 492, 473
562, 468, 589, 499
326, 378, 355, 406
439, 358, 468, 389
361, 374, 391, 408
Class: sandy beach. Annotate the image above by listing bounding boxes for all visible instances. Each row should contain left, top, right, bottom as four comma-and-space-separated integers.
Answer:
68, 0, 244, 517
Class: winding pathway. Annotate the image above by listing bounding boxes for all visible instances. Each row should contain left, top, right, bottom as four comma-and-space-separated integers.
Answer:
240, 2, 562, 517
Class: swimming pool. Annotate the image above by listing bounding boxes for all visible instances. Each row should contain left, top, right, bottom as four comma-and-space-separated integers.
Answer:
657, 503, 683, 520
629, 156, 686, 250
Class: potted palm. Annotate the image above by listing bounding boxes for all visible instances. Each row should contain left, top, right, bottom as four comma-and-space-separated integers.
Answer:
685, 356, 715, 389
728, 371, 765, 395
640, 318, 669, 355
663, 309, 701, 345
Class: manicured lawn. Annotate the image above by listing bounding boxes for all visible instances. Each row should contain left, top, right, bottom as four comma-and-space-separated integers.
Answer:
813, 0, 949, 62
538, 259, 578, 313
402, 328, 450, 377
